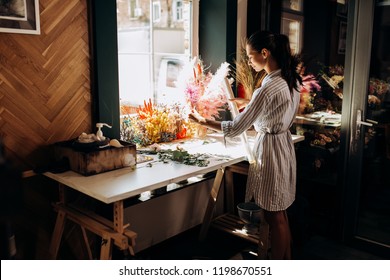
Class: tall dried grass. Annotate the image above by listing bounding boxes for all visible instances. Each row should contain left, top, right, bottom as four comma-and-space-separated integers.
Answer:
232, 40, 267, 100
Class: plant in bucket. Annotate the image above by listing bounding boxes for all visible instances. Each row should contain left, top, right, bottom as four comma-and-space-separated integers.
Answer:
237, 202, 263, 235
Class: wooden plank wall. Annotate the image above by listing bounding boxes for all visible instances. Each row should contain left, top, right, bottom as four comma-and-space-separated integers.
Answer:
0, 0, 92, 170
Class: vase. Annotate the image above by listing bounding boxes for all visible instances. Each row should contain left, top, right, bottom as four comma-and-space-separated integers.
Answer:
196, 124, 208, 139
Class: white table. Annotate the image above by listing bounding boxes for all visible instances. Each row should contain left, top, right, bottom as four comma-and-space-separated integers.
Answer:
45, 133, 304, 259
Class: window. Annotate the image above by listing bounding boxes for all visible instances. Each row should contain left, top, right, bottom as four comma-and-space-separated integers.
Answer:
173, 0, 183, 21
282, 0, 303, 12
281, 12, 303, 54
116, 0, 198, 113
130, 0, 138, 18
281, 0, 304, 54
152, 1, 161, 22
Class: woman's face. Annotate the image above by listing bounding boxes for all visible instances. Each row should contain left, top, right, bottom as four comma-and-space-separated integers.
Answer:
246, 44, 266, 72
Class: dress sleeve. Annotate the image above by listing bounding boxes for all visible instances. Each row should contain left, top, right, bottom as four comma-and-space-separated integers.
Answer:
221, 87, 269, 138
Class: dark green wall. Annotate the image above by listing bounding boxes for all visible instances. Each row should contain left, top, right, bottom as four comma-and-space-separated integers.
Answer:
301, 0, 346, 75
199, 0, 237, 73
88, 0, 120, 139
247, 0, 281, 37
302, 0, 332, 74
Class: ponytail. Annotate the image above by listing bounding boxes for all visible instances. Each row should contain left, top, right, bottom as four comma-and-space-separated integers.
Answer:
247, 31, 302, 93
274, 34, 302, 92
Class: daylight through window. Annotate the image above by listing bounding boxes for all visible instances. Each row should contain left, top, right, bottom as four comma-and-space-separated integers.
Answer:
117, 0, 196, 115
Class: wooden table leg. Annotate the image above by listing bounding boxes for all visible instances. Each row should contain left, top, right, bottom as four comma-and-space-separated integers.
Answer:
49, 184, 136, 260
49, 209, 66, 259
49, 184, 67, 259
113, 201, 124, 234
100, 234, 112, 260
113, 200, 137, 256
80, 226, 93, 259
199, 167, 225, 241
224, 169, 235, 214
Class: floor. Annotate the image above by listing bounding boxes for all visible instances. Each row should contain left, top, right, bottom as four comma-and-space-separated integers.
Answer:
112, 224, 385, 260
2, 172, 387, 260
3, 203, 386, 260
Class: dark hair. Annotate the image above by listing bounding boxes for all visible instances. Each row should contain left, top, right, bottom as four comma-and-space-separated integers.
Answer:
247, 30, 302, 92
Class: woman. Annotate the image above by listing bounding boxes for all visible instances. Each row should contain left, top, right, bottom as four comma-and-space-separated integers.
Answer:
191, 31, 302, 259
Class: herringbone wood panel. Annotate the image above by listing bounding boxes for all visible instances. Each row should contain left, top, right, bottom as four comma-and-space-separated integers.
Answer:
0, 0, 91, 170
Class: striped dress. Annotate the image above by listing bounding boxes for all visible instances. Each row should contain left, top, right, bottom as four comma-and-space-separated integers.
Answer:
221, 69, 300, 211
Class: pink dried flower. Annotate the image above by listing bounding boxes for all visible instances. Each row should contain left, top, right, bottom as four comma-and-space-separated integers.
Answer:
301, 74, 321, 93
180, 57, 230, 120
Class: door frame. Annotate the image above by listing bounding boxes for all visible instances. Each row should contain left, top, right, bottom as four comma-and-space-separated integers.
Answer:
341, 0, 390, 257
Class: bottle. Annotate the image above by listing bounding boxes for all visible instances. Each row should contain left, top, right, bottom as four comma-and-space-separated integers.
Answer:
96, 123, 112, 141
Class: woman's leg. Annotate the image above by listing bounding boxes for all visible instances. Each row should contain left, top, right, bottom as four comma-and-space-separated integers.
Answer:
264, 210, 292, 259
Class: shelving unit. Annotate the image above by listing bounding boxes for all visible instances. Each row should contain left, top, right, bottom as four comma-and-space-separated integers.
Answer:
203, 162, 270, 259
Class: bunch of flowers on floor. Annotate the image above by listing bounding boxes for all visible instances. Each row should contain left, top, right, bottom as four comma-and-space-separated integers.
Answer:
120, 99, 195, 147
177, 57, 231, 120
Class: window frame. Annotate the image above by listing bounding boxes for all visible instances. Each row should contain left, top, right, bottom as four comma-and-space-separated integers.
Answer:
281, 11, 304, 54
152, 1, 161, 22
173, 0, 184, 22
88, 0, 199, 139
281, 0, 304, 54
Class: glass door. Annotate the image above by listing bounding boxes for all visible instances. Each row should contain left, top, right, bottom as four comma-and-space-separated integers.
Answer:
343, 0, 390, 257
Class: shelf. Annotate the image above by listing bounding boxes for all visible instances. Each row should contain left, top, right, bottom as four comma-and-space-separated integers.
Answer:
211, 214, 260, 244
295, 113, 341, 128
210, 214, 270, 259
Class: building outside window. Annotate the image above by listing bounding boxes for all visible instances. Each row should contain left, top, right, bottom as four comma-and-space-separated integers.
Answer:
173, 0, 183, 21
116, 0, 197, 113
152, 1, 161, 22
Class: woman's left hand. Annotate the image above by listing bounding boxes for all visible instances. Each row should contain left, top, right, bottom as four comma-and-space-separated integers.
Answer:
229, 98, 250, 110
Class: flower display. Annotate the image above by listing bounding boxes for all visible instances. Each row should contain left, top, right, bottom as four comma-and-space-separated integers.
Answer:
120, 99, 195, 147
368, 78, 390, 107
310, 129, 340, 149
299, 64, 344, 113
120, 57, 232, 146
298, 74, 322, 114
178, 57, 231, 120
320, 64, 344, 99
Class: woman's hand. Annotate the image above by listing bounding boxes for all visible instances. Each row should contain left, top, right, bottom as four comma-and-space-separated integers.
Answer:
229, 98, 250, 110
188, 113, 199, 123
189, 111, 222, 132
189, 110, 206, 123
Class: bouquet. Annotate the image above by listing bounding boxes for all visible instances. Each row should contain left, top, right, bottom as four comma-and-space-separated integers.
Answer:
298, 74, 322, 114
178, 57, 231, 120
120, 99, 195, 147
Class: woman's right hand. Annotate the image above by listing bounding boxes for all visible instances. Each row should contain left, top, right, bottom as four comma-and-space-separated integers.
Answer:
188, 111, 206, 123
